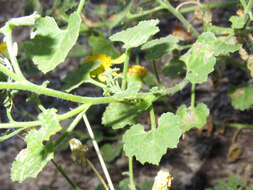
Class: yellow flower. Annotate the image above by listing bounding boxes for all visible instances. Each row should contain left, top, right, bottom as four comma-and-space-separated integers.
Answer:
153, 170, 173, 189
128, 65, 147, 78
0, 42, 7, 54
83, 53, 125, 82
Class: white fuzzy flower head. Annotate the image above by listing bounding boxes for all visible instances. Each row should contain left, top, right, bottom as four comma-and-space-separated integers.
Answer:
153, 170, 173, 190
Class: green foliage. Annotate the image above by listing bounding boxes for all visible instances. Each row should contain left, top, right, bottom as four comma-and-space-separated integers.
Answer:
141, 35, 180, 60
162, 58, 185, 79
62, 61, 100, 92
205, 174, 253, 190
109, 19, 160, 49
11, 109, 62, 182
229, 16, 247, 29
88, 34, 120, 58
102, 102, 142, 129
176, 103, 209, 133
101, 143, 123, 162
123, 112, 182, 165
23, 12, 81, 73
180, 32, 240, 84
228, 86, 253, 111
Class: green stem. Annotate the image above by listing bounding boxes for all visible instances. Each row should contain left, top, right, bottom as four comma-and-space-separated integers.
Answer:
128, 157, 136, 190
0, 103, 90, 129
246, 0, 253, 19
156, 0, 199, 37
0, 128, 25, 142
240, 0, 247, 9
0, 63, 19, 81
127, 5, 165, 20
4, 30, 25, 80
190, 83, 195, 110
77, 0, 86, 15
228, 123, 253, 130
149, 106, 156, 130
51, 160, 81, 190
54, 107, 89, 147
89, 79, 107, 89
152, 60, 161, 86
122, 49, 131, 90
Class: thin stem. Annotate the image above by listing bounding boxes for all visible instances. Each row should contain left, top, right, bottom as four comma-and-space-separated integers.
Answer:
128, 157, 136, 190
246, 0, 253, 19
228, 123, 253, 130
122, 49, 131, 90
126, 1, 239, 22
240, 0, 247, 9
0, 62, 19, 80
89, 79, 107, 89
149, 106, 156, 130
0, 103, 90, 129
4, 29, 25, 81
190, 83, 195, 110
77, 0, 86, 15
152, 60, 161, 87
54, 106, 90, 147
51, 160, 81, 190
0, 128, 25, 142
86, 159, 110, 190
82, 114, 115, 190
156, 0, 199, 37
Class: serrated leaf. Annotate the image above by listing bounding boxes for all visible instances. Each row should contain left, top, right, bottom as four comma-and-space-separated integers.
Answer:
228, 86, 253, 111
88, 34, 119, 58
23, 12, 81, 73
11, 109, 62, 182
180, 32, 239, 84
101, 143, 123, 162
38, 109, 62, 141
229, 16, 246, 29
123, 112, 182, 165
176, 103, 209, 132
63, 61, 101, 92
102, 102, 141, 129
11, 143, 54, 183
109, 19, 160, 49
141, 35, 180, 60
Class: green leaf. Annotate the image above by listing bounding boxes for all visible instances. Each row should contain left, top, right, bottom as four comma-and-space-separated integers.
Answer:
228, 86, 253, 111
102, 102, 141, 129
229, 16, 246, 29
11, 109, 62, 182
109, 19, 160, 49
62, 61, 101, 92
205, 174, 244, 190
162, 58, 185, 79
101, 143, 123, 162
105, 1, 132, 29
176, 103, 209, 132
180, 32, 239, 84
23, 12, 81, 73
123, 112, 182, 165
88, 34, 119, 58
141, 35, 180, 60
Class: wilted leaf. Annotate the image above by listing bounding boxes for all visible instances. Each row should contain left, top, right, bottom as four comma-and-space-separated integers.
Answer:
176, 103, 209, 132
229, 86, 253, 111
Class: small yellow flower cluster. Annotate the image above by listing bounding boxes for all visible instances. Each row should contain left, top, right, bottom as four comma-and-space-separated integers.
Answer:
128, 65, 147, 78
0, 42, 7, 54
83, 53, 125, 82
